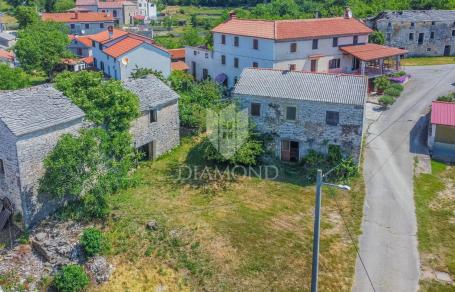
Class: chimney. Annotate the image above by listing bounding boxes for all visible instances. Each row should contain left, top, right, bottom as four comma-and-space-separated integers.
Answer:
229, 11, 237, 20
74, 11, 79, 19
344, 7, 352, 19
108, 25, 113, 38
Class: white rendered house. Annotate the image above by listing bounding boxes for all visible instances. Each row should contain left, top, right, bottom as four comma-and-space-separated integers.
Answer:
185, 10, 407, 89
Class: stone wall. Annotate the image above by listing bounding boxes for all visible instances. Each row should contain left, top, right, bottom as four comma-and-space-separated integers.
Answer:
377, 20, 455, 57
15, 118, 85, 228
236, 95, 365, 163
130, 101, 180, 157
0, 121, 21, 216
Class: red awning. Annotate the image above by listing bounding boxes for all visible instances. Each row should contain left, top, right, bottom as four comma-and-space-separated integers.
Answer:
340, 44, 408, 62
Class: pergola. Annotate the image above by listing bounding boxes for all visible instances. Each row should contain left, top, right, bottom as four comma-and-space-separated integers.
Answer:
340, 44, 408, 77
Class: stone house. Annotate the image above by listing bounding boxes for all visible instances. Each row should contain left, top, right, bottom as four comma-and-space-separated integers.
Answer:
0, 85, 86, 228
368, 10, 455, 57
0, 77, 180, 228
74, 0, 138, 25
123, 75, 180, 159
233, 68, 368, 163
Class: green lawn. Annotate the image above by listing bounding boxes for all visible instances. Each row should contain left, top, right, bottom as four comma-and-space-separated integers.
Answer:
415, 160, 455, 291
95, 136, 366, 291
401, 56, 455, 66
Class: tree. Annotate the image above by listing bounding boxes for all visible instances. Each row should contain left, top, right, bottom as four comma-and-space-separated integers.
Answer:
53, 0, 75, 11
130, 66, 166, 81
0, 64, 30, 90
15, 21, 71, 78
370, 31, 385, 45
14, 6, 39, 29
181, 26, 203, 46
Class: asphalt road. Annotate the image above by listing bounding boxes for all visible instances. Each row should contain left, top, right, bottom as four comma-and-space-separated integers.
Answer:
353, 65, 455, 292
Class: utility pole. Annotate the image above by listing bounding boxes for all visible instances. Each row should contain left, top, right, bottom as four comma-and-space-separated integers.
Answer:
311, 169, 323, 292
310, 169, 351, 292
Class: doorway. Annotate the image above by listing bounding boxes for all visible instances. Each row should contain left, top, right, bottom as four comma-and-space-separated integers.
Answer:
310, 59, 317, 72
281, 140, 299, 162
444, 45, 451, 56
138, 141, 155, 160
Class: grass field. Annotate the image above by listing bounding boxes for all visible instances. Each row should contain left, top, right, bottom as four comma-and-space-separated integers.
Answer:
415, 160, 455, 291
94, 136, 366, 291
401, 56, 455, 66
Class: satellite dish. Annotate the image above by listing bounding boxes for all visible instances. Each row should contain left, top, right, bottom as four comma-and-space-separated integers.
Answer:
121, 57, 129, 66
81, 30, 85, 35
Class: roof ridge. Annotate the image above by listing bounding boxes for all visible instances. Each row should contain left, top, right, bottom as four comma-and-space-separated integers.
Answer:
244, 67, 366, 78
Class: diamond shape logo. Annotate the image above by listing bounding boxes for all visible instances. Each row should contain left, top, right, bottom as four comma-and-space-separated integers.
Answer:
206, 104, 249, 159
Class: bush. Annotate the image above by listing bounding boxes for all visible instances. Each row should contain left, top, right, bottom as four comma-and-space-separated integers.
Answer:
384, 87, 402, 97
374, 76, 391, 92
388, 83, 404, 92
54, 264, 89, 292
80, 227, 109, 257
392, 71, 407, 77
437, 93, 455, 102
379, 95, 395, 106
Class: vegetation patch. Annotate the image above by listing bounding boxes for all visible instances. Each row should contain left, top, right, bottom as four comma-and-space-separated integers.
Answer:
401, 56, 455, 66
54, 264, 89, 292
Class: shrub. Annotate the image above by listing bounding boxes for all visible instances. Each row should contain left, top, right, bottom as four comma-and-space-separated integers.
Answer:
80, 227, 109, 257
379, 95, 395, 106
392, 71, 407, 77
437, 93, 455, 102
374, 76, 391, 92
54, 264, 89, 292
384, 87, 402, 97
388, 83, 404, 92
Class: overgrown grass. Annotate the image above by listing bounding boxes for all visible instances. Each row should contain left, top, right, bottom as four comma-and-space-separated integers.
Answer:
95, 136, 366, 291
401, 57, 455, 66
415, 160, 455, 291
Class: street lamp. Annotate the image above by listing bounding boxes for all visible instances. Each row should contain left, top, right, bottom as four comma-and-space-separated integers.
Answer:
310, 169, 351, 292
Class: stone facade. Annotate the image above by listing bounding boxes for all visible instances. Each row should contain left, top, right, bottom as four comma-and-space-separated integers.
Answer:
369, 10, 455, 57
130, 100, 180, 158
237, 96, 365, 162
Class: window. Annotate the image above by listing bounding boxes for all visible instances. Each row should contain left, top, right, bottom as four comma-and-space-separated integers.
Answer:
205, 53, 208, 58
418, 33, 424, 45
221, 34, 226, 44
286, 106, 297, 120
387, 33, 391, 42
221, 55, 226, 65
312, 39, 318, 50
326, 111, 339, 126
252, 62, 258, 68
99, 43, 102, 50
251, 103, 261, 116
77, 48, 82, 56
290, 43, 297, 53
70, 23, 75, 29
409, 33, 414, 40
353, 35, 358, 45
332, 37, 338, 47
0, 159, 4, 176
234, 36, 239, 47
427, 48, 431, 52
113, 10, 117, 17
85, 23, 89, 29
150, 109, 157, 123
430, 32, 434, 39
93, 57, 97, 67
411, 22, 415, 27
387, 22, 392, 28
100, 23, 104, 28
328, 58, 340, 69
234, 57, 239, 68
432, 21, 436, 25
92, 40, 96, 47
100, 61, 104, 71
202, 68, 208, 80
253, 39, 259, 50
452, 30, 455, 36
193, 50, 197, 56
289, 64, 296, 71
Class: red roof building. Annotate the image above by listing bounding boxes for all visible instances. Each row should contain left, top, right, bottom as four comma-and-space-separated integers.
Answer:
42, 12, 113, 23
431, 101, 455, 127
429, 101, 455, 162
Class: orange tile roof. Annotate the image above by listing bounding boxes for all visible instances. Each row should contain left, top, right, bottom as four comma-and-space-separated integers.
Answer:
88, 28, 128, 43
168, 48, 185, 60
103, 37, 143, 57
212, 17, 373, 40
81, 56, 94, 64
69, 35, 93, 47
0, 49, 14, 61
340, 44, 408, 61
171, 61, 189, 71
42, 12, 113, 23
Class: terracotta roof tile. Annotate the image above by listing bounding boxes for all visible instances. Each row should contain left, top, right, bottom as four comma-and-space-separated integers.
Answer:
340, 44, 408, 61
168, 48, 185, 60
212, 17, 373, 40
88, 28, 128, 43
69, 35, 93, 47
0, 49, 14, 61
171, 61, 189, 71
103, 37, 143, 57
81, 56, 94, 64
42, 12, 113, 23
431, 101, 455, 127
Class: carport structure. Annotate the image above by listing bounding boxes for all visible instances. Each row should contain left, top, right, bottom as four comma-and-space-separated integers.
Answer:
340, 43, 408, 78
